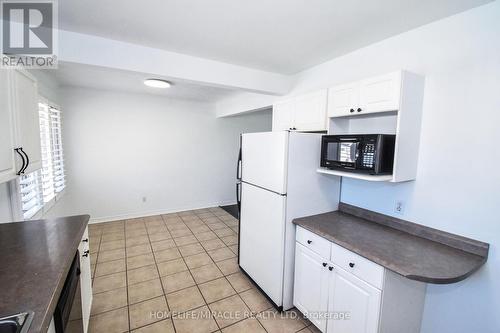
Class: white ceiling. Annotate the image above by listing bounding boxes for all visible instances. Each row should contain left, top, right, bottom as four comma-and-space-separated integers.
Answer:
59, 0, 491, 74
55, 63, 236, 102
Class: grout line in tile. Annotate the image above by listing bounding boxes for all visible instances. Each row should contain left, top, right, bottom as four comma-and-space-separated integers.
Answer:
88, 305, 129, 319
90, 209, 240, 332
175, 239, 221, 331
149, 215, 178, 333
123, 227, 132, 332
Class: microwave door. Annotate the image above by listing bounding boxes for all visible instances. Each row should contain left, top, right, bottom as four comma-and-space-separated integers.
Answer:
339, 142, 358, 163
325, 140, 358, 169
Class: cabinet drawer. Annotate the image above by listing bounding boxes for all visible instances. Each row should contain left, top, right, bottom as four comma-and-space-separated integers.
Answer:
80, 227, 89, 253
330, 242, 384, 289
296, 226, 331, 259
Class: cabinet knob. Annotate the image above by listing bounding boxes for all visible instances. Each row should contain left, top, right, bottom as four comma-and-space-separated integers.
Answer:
322, 262, 327, 267
357, 108, 362, 112
328, 266, 334, 271
307, 240, 312, 244
82, 253, 89, 258
82, 238, 89, 243
349, 108, 355, 113
349, 262, 355, 268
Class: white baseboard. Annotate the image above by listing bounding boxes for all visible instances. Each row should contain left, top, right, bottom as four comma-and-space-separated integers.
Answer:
89, 200, 237, 224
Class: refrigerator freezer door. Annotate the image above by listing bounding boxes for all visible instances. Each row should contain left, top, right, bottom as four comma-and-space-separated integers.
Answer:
239, 182, 286, 306
241, 131, 288, 194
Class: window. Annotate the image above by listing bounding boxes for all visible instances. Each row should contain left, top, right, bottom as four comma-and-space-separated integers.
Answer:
18, 171, 44, 220
18, 99, 65, 219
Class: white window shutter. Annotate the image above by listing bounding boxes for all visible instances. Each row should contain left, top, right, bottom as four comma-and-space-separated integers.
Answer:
18, 99, 66, 220
39, 102, 56, 203
50, 106, 65, 194
19, 171, 43, 219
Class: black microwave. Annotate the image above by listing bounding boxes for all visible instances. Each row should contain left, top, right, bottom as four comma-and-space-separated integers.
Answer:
320, 134, 396, 175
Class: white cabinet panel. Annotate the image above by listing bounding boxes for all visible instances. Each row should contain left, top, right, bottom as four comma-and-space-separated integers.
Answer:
296, 226, 331, 259
78, 227, 92, 333
11, 70, 42, 174
359, 72, 402, 114
327, 266, 381, 333
328, 71, 404, 118
328, 83, 359, 118
294, 229, 426, 333
273, 100, 295, 131
272, 90, 328, 131
330, 242, 384, 289
294, 90, 328, 131
0, 70, 17, 183
294, 243, 330, 331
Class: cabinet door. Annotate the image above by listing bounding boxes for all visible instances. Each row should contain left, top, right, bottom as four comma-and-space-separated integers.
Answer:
327, 83, 359, 118
0, 70, 17, 183
294, 243, 329, 332
11, 70, 42, 174
78, 227, 92, 333
327, 266, 381, 333
273, 100, 295, 131
358, 71, 401, 114
294, 90, 328, 131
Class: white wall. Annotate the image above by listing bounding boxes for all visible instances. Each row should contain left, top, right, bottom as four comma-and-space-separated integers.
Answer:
0, 183, 12, 221
285, 2, 500, 332
47, 87, 271, 222
216, 91, 277, 117
28, 69, 61, 104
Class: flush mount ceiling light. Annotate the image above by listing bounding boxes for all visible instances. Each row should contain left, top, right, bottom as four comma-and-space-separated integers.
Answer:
144, 79, 171, 88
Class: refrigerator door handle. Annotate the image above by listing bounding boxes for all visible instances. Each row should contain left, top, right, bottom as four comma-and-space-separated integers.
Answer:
237, 137, 242, 180
236, 182, 242, 214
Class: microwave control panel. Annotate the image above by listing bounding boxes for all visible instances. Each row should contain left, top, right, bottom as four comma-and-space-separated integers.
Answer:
361, 143, 375, 168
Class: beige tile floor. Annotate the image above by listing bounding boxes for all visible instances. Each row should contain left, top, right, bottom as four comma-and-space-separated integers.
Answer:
87, 207, 319, 333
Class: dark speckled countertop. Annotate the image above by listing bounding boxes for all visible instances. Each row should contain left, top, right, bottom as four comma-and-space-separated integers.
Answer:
0, 215, 90, 333
293, 204, 488, 284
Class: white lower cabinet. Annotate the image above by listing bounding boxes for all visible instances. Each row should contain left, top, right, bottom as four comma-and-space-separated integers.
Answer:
294, 226, 426, 333
48, 228, 92, 333
79, 227, 92, 333
327, 266, 381, 333
294, 243, 329, 331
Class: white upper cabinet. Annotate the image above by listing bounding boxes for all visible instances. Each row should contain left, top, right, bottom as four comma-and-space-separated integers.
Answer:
322, 70, 425, 182
273, 99, 295, 131
327, 83, 359, 117
293, 90, 328, 131
10, 70, 42, 174
0, 70, 17, 183
328, 71, 403, 118
0, 69, 42, 184
272, 89, 328, 131
359, 72, 402, 114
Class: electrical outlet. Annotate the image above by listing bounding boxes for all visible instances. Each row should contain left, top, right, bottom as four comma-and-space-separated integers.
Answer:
142, 196, 147, 203
394, 201, 405, 215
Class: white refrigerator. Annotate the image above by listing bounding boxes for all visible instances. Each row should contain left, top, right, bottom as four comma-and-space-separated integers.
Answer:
237, 131, 341, 310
